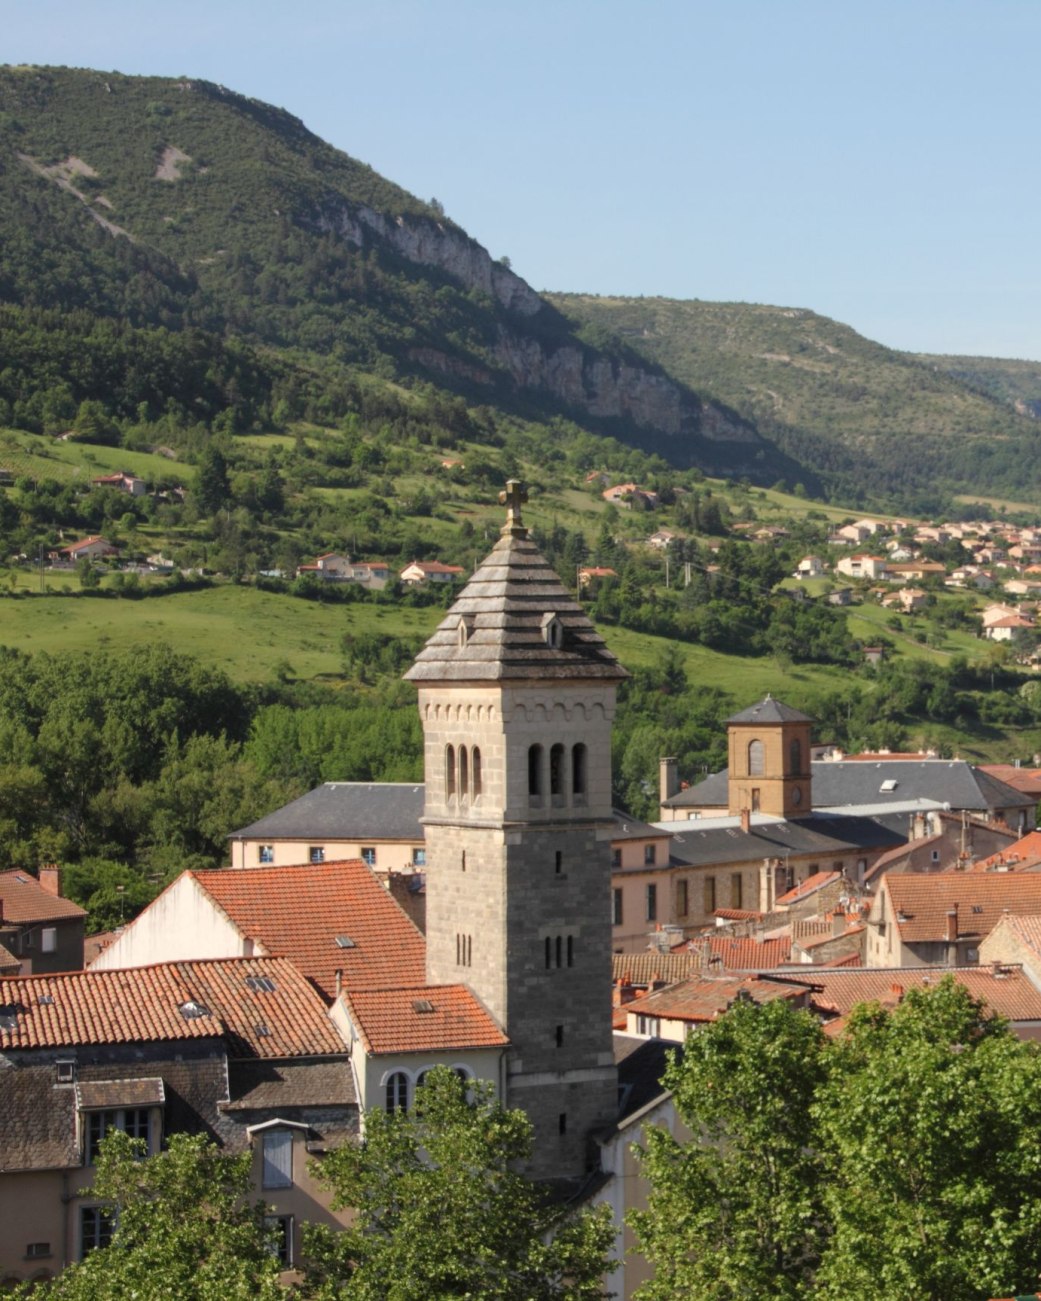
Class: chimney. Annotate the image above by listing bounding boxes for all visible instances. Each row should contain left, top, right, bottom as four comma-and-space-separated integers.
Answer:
38, 865, 61, 897
739, 809, 751, 834
335, 968, 343, 998
945, 904, 959, 943
660, 757, 679, 804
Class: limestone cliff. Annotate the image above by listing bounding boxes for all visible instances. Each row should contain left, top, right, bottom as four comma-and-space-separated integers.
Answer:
313, 201, 762, 454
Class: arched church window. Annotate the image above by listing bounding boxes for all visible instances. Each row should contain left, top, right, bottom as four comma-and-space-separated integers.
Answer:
385, 1072, 408, 1114
459, 746, 469, 799
572, 743, 587, 801
445, 745, 456, 800
550, 744, 566, 806
528, 745, 543, 803
748, 739, 765, 776
471, 747, 482, 798
789, 738, 802, 775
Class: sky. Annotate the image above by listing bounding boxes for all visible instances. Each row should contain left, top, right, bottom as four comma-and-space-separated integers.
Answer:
4, 0, 1040, 359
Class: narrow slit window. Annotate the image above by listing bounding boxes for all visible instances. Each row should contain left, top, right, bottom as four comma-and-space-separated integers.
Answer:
550, 743, 565, 802
528, 745, 543, 800
572, 743, 587, 799
566, 935, 574, 967
471, 747, 482, 798
445, 744, 456, 800
459, 745, 469, 799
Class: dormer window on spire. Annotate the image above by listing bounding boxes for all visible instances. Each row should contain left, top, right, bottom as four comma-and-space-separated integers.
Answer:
542, 613, 563, 649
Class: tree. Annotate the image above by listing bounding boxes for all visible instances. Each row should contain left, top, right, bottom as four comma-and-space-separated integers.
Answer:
814, 980, 1041, 1301
304, 1066, 616, 1300
36, 1130, 284, 1300
194, 444, 231, 516
631, 997, 828, 1300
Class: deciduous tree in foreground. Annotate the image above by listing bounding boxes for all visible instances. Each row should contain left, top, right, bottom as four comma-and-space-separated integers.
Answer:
632, 980, 1041, 1301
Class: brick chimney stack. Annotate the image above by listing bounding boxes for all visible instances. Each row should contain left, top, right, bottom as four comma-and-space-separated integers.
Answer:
659, 757, 679, 805
945, 904, 959, 943
38, 865, 62, 898
739, 808, 751, 834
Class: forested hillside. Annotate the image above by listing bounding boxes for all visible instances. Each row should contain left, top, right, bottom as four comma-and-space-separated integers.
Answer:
548, 294, 1041, 510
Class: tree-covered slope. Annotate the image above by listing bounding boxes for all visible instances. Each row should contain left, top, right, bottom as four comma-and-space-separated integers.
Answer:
0, 66, 803, 483
548, 294, 1041, 509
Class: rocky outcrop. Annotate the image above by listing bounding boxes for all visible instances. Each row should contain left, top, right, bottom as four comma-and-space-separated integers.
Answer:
317, 198, 761, 449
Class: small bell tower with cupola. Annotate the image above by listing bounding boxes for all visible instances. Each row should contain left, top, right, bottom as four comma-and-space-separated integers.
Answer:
405, 482, 627, 1183
726, 695, 813, 820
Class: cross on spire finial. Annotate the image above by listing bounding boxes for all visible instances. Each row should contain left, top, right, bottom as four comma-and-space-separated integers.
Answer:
499, 479, 528, 533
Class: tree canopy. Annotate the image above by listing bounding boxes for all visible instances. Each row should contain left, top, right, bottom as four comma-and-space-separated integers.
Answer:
632, 980, 1041, 1301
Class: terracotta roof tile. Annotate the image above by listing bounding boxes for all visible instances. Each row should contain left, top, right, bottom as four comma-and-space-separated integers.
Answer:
0, 956, 343, 1057
341, 985, 508, 1055
885, 873, 1041, 942
628, 973, 812, 1024
972, 830, 1041, 873
775, 870, 840, 906
0, 871, 87, 923
190, 860, 426, 1001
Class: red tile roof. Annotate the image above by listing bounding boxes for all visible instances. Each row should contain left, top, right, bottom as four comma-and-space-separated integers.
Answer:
985, 913, 1041, 959
775, 965, 1041, 1025
0, 956, 344, 1056
971, 830, 1041, 873
190, 860, 426, 1001
341, 985, 508, 1055
885, 873, 1041, 942
629, 973, 812, 1024
775, 870, 840, 906
978, 765, 1041, 798
0, 871, 87, 923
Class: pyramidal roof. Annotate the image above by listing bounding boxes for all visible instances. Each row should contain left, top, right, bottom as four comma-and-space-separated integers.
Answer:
727, 695, 812, 725
405, 482, 627, 684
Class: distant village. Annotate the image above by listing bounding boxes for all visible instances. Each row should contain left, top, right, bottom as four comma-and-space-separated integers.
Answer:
6, 487, 1041, 1295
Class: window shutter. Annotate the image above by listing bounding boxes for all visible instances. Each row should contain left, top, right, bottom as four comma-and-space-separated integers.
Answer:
262, 1130, 293, 1188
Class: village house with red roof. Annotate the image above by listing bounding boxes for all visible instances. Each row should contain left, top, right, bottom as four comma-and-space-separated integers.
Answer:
0, 868, 86, 974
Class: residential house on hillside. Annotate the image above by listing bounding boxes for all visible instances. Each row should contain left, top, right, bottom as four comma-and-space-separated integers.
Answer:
866, 873, 1041, 967
795, 555, 825, 579
90, 472, 146, 497
984, 613, 1036, 642
399, 560, 465, 585
53, 536, 119, 565
295, 552, 353, 579
578, 565, 619, 591
0, 869, 86, 974
602, 483, 658, 509
0, 956, 356, 1284
835, 554, 888, 580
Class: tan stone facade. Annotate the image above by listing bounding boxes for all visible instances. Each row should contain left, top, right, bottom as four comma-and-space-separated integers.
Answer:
727, 714, 812, 819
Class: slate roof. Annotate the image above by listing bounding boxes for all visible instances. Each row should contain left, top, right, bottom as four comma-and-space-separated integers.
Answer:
0, 870, 87, 923
664, 759, 1033, 814
405, 502, 627, 683
0, 956, 342, 1057
190, 861, 426, 1001
727, 697, 812, 725
225, 1059, 357, 1111
340, 985, 509, 1055
885, 873, 1041, 943
665, 811, 906, 869
229, 782, 425, 842
614, 1035, 678, 1119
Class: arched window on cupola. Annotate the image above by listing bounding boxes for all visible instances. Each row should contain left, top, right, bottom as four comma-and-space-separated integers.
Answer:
789, 738, 802, 776
445, 744, 456, 800
528, 744, 543, 805
748, 739, 765, 776
550, 744, 566, 806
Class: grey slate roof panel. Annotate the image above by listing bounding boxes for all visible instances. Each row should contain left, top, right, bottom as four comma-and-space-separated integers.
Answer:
664, 760, 1034, 813
405, 525, 627, 683
727, 697, 813, 725
666, 812, 906, 868
229, 782, 425, 842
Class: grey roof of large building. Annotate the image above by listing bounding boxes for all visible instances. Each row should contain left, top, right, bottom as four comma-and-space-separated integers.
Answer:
405, 495, 627, 684
663, 811, 908, 869
727, 697, 812, 725
663, 759, 1035, 814
229, 782, 426, 842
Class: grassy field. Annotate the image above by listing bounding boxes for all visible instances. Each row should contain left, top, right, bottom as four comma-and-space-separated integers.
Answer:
0, 428, 193, 485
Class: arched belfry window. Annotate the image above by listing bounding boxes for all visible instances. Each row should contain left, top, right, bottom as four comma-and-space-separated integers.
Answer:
789, 738, 802, 776
748, 739, 765, 777
572, 744, 587, 802
550, 744, 566, 806
472, 747, 482, 799
445, 744, 456, 800
528, 745, 543, 804
459, 746, 469, 800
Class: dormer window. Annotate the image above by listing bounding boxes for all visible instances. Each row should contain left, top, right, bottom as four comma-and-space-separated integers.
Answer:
457, 615, 474, 648
541, 613, 563, 649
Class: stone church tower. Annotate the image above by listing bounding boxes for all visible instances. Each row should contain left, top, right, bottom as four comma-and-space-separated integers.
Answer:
726, 695, 813, 819
405, 483, 626, 1182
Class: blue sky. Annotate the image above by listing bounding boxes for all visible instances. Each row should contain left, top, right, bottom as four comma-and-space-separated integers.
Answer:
5, 0, 1040, 358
